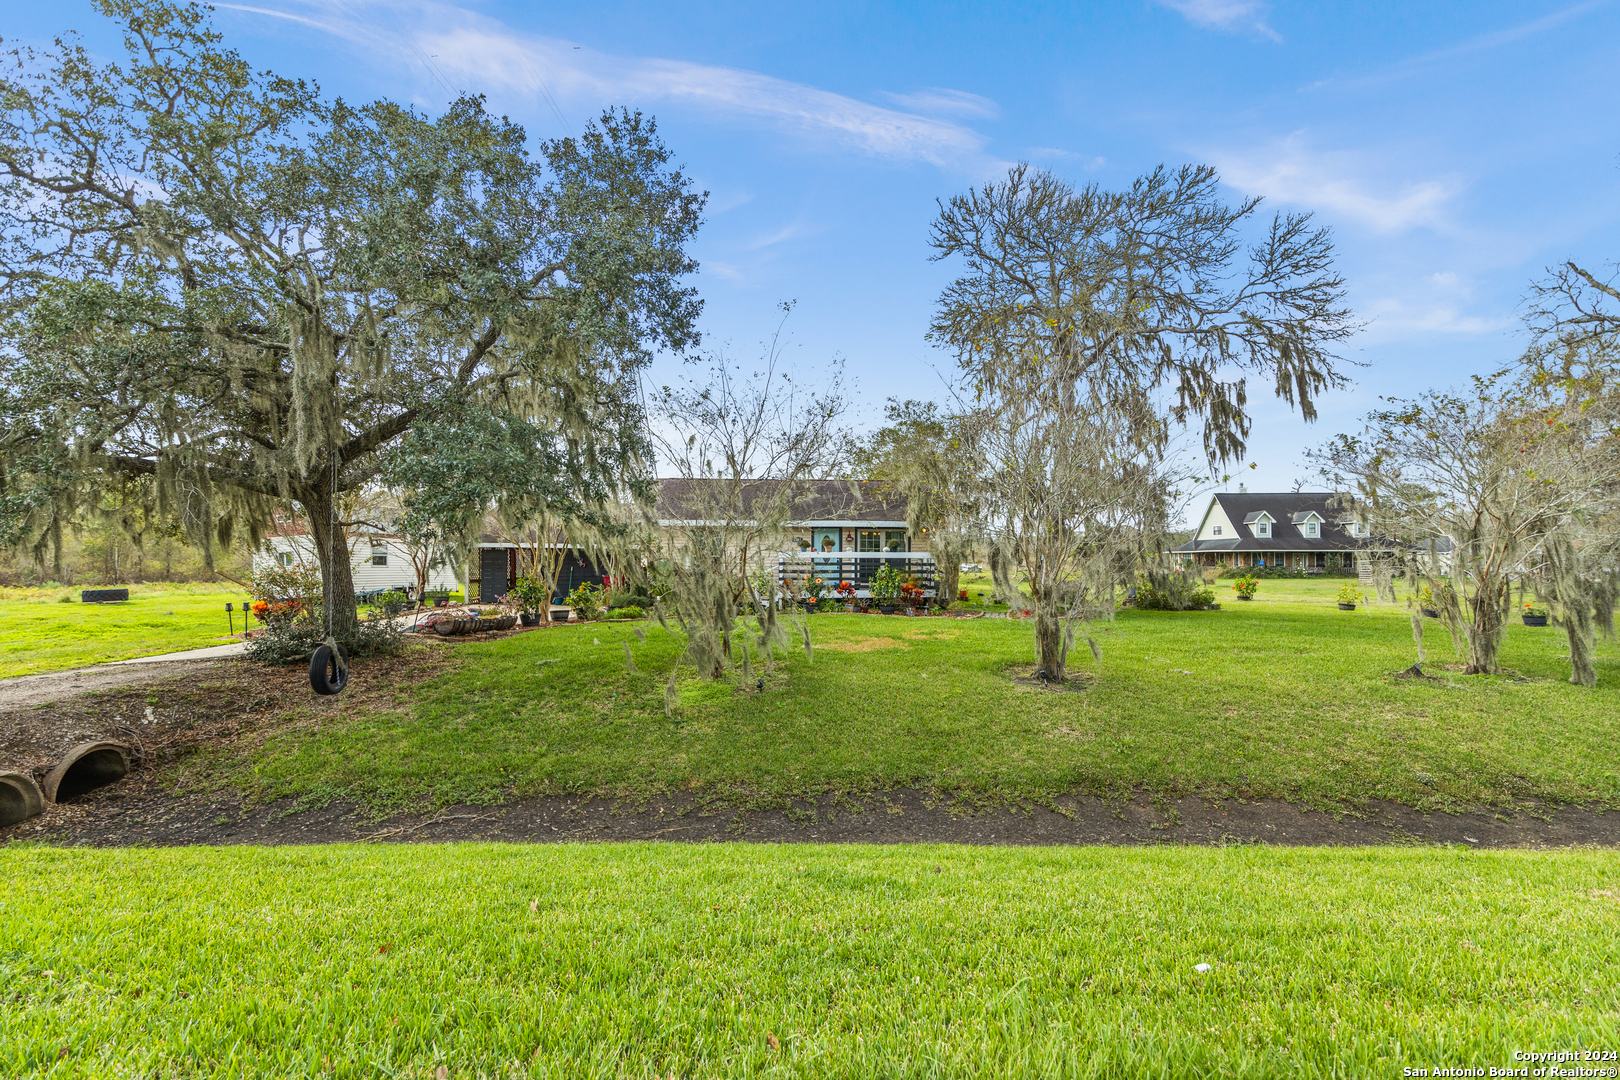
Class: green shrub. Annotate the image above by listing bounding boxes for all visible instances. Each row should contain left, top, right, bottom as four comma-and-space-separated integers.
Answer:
244, 617, 327, 665
565, 581, 605, 621
1136, 570, 1216, 611
1216, 565, 1357, 579
607, 605, 646, 620
947, 600, 977, 612
606, 588, 654, 609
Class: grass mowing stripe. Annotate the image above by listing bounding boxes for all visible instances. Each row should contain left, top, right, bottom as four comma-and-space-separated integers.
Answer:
3, 844, 1618, 1077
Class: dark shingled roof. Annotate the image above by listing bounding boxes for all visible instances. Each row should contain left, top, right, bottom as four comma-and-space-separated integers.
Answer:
654, 478, 908, 523
1172, 491, 1370, 553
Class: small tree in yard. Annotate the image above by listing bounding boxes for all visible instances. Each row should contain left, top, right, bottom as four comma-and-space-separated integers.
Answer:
1314, 370, 1615, 679
856, 400, 982, 609
929, 163, 1355, 680
647, 310, 848, 685
1521, 266, 1620, 685
0, 1, 702, 651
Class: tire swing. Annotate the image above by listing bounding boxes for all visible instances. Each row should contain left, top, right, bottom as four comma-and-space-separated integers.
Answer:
310, 441, 350, 697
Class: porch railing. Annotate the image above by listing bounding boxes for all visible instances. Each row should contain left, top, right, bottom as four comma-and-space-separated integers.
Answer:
776, 551, 937, 599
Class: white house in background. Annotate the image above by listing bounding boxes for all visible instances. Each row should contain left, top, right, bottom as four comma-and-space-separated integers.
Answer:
254, 518, 460, 594
1170, 491, 1375, 570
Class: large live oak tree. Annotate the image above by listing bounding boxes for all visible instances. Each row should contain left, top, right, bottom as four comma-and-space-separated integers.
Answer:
0, 0, 702, 640
929, 164, 1356, 680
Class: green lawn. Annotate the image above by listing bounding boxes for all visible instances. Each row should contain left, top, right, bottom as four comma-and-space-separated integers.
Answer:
207, 579, 1620, 816
3, 843, 1615, 1078
0, 584, 252, 678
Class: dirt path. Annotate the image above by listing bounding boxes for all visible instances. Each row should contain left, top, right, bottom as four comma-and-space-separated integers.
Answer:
0, 660, 230, 710
7, 783, 1618, 849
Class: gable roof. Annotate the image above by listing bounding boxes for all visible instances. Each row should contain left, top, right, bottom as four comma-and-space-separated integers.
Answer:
1174, 491, 1367, 553
654, 478, 908, 525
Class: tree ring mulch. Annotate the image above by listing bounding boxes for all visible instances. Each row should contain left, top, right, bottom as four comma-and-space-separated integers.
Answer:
1004, 664, 1093, 692
1390, 664, 1444, 682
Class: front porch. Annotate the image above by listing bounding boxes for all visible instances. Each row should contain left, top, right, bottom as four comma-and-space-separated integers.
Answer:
776, 551, 938, 599
1183, 550, 1346, 571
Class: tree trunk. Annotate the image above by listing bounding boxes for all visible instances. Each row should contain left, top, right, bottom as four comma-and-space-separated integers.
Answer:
933, 536, 964, 607
1034, 598, 1066, 681
1462, 576, 1509, 675
303, 484, 359, 642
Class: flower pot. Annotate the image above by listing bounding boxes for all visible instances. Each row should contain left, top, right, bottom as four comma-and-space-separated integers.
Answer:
549, 609, 571, 623
434, 596, 448, 607
1337, 602, 1356, 611
1522, 614, 1548, 627
1236, 594, 1254, 601
519, 612, 539, 627
878, 605, 897, 615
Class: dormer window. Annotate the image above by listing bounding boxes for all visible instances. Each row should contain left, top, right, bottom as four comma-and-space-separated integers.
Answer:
1256, 521, 1270, 538
1213, 526, 1223, 536
1306, 522, 1319, 538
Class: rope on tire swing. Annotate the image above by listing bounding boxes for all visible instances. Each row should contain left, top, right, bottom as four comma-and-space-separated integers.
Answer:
310, 438, 349, 696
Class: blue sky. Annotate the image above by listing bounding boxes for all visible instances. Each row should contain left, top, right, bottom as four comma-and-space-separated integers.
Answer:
10, 0, 1620, 517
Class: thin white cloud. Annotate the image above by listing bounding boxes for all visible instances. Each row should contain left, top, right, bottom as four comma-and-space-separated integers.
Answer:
1030, 147, 1108, 170
1156, 0, 1280, 41
223, 1, 997, 169
879, 87, 1000, 120
1306, 0, 1610, 91
748, 220, 815, 251
1212, 134, 1461, 233
1360, 297, 1511, 338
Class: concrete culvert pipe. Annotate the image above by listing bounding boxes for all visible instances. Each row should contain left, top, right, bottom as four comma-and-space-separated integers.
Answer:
0, 771, 45, 827
42, 741, 130, 803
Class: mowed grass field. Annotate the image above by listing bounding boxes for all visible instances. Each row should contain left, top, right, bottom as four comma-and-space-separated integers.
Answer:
199, 577, 1620, 815
3, 843, 1617, 1078
0, 584, 251, 678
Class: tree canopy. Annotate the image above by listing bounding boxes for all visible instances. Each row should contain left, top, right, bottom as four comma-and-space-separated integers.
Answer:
0, 0, 704, 638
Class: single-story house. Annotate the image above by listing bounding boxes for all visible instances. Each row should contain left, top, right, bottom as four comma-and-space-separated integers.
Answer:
464, 479, 935, 603
1171, 491, 1374, 570
255, 518, 460, 594
655, 478, 935, 597
467, 536, 606, 604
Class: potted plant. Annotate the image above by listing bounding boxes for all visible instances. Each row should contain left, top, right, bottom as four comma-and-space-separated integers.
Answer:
510, 576, 549, 627
565, 581, 605, 622
834, 579, 857, 611
1336, 583, 1361, 611
1410, 584, 1440, 618
802, 576, 829, 613
869, 564, 903, 614
1232, 573, 1260, 601
900, 579, 926, 609
1522, 602, 1549, 627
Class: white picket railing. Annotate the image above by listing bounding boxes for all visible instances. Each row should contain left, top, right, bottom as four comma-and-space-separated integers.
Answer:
775, 551, 937, 598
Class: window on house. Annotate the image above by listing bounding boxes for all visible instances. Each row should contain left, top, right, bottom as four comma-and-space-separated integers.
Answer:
1256, 522, 1270, 538
278, 551, 294, 567
1306, 522, 1319, 538
857, 530, 883, 552
1212, 526, 1223, 536
370, 541, 389, 566
884, 530, 908, 552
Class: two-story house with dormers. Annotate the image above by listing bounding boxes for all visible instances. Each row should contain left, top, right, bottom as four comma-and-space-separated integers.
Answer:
1171, 491, 1374, 570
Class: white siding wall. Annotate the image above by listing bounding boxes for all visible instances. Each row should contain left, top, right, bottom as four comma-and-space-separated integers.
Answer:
1195, 497, 1237, 541
254, 535, 460, 592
